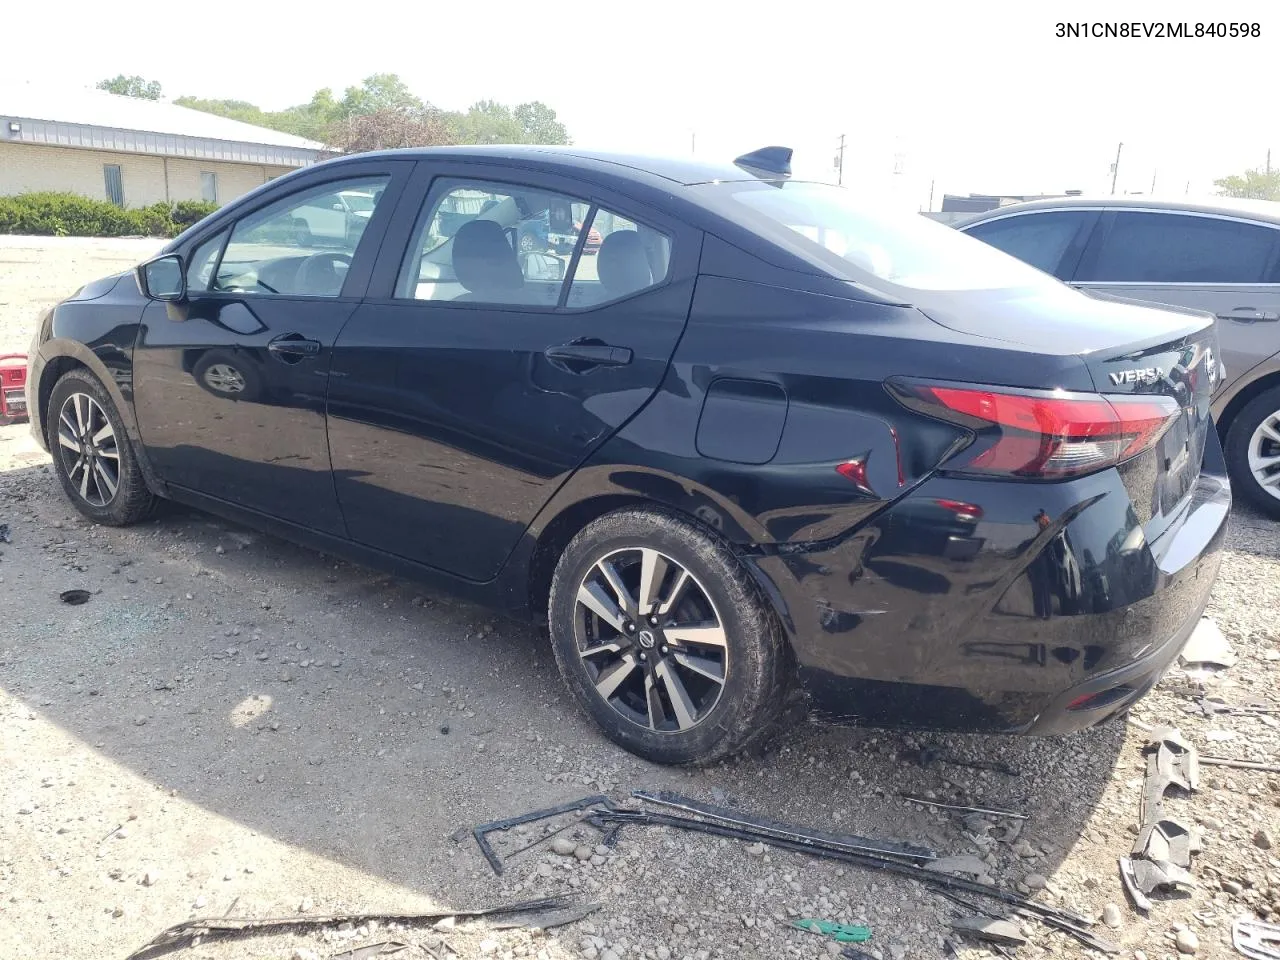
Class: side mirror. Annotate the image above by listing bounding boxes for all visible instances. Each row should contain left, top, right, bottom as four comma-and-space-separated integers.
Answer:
137, 254, 186, 301
521, 252, 565, 282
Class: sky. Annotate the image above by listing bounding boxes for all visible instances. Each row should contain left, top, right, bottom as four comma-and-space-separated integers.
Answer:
4, 0, 1275, 211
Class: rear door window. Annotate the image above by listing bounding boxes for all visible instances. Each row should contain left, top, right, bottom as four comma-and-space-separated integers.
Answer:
1078, 212, 1280, 283
964, 211, 1094, 277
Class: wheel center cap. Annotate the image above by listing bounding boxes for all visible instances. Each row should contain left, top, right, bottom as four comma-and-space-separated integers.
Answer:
637, 629, 656, 649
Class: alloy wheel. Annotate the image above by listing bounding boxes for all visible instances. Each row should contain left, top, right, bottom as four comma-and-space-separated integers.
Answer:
573, 547, 728, 733
1248, 410, 1280, 502
55, 393, 120, 507
204, 363, 247, 393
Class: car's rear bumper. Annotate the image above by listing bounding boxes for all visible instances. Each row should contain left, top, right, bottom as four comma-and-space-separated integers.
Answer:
748, 430, 1231, 735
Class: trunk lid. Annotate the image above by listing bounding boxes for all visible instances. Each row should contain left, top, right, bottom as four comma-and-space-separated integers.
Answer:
915, 285, 1220, 533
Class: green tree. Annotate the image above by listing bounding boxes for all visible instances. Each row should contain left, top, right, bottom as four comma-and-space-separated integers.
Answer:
341, 74, 423, 117
1214, 167, 1280, 201
173, 97, 267, 125
514, 102, 570, 145
97, 75, 162, 100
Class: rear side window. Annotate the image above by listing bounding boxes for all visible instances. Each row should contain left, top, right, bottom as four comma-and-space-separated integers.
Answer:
1079, 212, 1280, 283
711, 180, 1061, 293
964, 211, 1092, 276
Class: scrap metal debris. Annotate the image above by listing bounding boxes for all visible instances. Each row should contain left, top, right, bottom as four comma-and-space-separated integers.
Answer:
59, 588, 91, 605
1122, 727, 1201, 911
488, 902, 602, 931
329, 942, 408, 960
472, 795, 618, 876
1234, 915, 1280, 959
901, 795, 1029, 821
583, 794, 1117, 954
1201, 756, 1280, 773
123, 896, 577, 960
1191, 696, 1279, 718
950, 915, 1028, 947
1179, 616, 1237, 669
633, 789, 936, 862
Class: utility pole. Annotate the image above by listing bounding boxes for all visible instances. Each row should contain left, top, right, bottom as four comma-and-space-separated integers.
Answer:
928, 178, 935, 212
1268, 149, 1272, 175
691, 131, 696, 156
1150, 170, 1157, 194
834, 134, 846, 186
1110, 142, 1123, 195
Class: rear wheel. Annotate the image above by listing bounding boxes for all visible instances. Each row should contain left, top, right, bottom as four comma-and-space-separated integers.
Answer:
548, 508, 794, 765
47, 369, 155, 526
1226, 386, 1280, 520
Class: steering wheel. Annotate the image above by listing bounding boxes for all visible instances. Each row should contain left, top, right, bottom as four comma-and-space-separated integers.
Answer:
295, 252, 353, 296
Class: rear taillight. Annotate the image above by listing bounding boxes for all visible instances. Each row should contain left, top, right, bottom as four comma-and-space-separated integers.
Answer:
892, 381, 1181, 480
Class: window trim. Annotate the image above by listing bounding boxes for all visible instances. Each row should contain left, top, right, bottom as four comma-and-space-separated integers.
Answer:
391, 173, 677, 314
181, 170, 400, 302
974, 206, 1280, 287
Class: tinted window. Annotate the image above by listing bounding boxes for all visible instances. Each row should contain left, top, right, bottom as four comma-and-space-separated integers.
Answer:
215, 176, 390, 297
964, 211, 1091, 276
1080, 212, 1280, 283
709, 181, 1061, 293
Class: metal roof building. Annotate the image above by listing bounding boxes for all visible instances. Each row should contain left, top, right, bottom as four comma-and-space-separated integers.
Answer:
0, 84, 330, 208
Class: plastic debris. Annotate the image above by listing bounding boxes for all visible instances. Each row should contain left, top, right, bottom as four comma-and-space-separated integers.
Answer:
791, 919, 872, 943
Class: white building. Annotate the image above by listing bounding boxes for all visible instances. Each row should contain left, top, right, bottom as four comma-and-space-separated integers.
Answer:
0, 84, 329, 208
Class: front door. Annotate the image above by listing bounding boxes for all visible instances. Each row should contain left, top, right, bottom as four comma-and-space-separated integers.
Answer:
326, 168, 699, 580
132, 165, 409, 534
1071, 210, 1280, 395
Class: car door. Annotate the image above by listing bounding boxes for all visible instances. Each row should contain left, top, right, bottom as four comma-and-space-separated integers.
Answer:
132, 161, 412, 534
1070, 209, 1280, 395
325, 163, 700, 581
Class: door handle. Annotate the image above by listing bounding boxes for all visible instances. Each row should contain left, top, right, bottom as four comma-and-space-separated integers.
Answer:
1218, 307, 1280, 323
268, 336, 322, 358
544, 342, 633, 368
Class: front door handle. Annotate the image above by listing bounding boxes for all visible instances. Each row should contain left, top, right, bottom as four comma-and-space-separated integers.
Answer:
268, 335, 322, 358
544, 342, 633, 368
1218, 307, 1280, 323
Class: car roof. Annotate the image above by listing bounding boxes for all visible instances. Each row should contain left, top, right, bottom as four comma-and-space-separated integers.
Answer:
316, 144, 781, 188
958, 194, 1280, 226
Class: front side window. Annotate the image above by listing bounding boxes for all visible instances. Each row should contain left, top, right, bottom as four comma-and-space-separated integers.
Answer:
1079, 212, 1280, 284
707, 180, 1062, 293
398, 179, 670, 307
186, 229, 229, 292
215, 176, 390, 297
964, 211, 1093, 276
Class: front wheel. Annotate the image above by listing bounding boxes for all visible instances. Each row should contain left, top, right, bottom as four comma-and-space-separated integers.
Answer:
47, 369, 156, 526
548, 508, 794, 765
1225, 385, 1280, 520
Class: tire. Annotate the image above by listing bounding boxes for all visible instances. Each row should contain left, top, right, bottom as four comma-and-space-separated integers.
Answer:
47, 369, 156, 526
1225, 385, 1280, 520
548, 508, 794, 765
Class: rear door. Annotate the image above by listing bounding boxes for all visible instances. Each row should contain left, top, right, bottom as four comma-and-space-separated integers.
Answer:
325, 163, 701, 580
1070, 209, 1280, 395
961, 209, 1099, 279
133, 161, 411, 534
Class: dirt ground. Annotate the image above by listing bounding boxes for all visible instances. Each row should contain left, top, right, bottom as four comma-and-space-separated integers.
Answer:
3, 236, 1280, 960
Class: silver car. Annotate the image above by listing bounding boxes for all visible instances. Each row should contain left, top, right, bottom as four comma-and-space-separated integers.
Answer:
959, 196, 1280, 518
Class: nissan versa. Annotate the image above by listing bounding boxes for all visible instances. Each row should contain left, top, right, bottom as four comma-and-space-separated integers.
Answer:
26, 145, 1230, 765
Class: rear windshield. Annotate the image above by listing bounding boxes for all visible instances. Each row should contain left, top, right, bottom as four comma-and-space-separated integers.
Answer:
708, 181, 1063, 293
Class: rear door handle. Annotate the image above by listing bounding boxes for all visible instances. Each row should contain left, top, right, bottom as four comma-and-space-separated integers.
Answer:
268, 336, 322, 357
543, 343, 633, 367
1218, 307, 1280, 323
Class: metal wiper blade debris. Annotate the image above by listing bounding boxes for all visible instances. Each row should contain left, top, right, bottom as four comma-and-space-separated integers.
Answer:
632, 790, 936, 862
123, 896, 576, 960
901, 795, 1028, 821
472, 795, 618, 876
587, 806, 1116, 954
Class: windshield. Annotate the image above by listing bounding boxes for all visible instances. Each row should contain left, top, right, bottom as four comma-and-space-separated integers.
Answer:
713, 181, 1064, 293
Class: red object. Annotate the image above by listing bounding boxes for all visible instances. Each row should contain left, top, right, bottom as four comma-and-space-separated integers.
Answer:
576, 222, 603, 252
908, 383, 1179, 479
835, 458, 871, 492
0, 354, 28, 424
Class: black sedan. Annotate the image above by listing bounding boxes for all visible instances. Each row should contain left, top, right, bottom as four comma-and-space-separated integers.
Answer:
26, 145, 1230, 765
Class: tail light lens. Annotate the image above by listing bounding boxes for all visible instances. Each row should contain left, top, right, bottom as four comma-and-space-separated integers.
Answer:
893, 381, 1181, 479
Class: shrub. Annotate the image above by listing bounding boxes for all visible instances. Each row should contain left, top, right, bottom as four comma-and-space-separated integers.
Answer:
0, 192, 220, 238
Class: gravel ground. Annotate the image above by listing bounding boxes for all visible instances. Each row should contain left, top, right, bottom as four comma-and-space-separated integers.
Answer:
3, 237, 1280, 960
